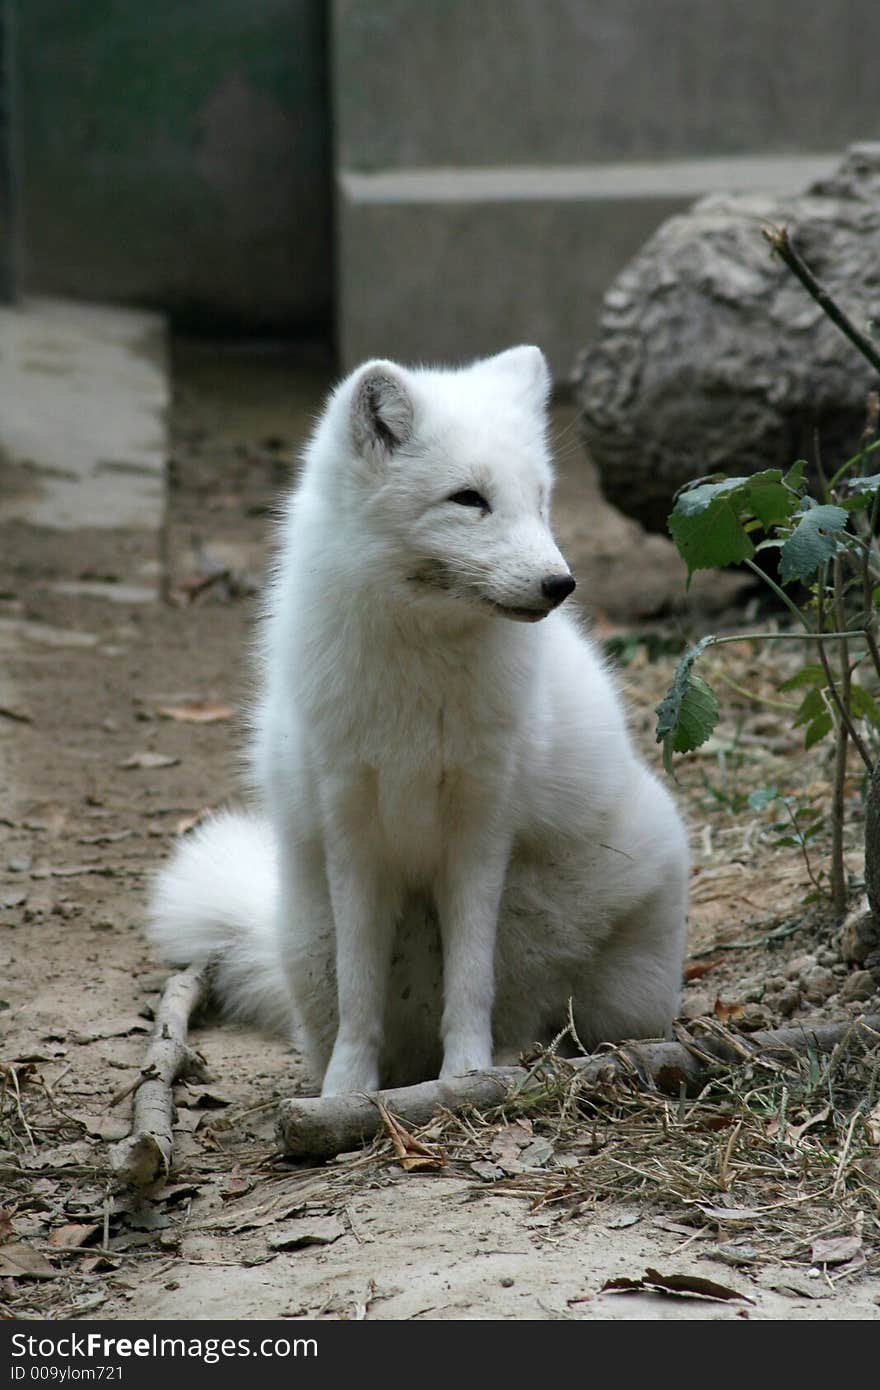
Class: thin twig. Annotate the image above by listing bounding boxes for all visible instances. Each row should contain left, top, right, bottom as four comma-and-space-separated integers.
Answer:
860, 477, 880, 684
816, 565, 873, 773
830, 557, 851, 915
763, 224, 880, 377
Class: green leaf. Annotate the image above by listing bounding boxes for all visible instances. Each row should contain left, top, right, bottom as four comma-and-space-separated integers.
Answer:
849, 683, 880, 729
747, 787, 778, 811
793, 686, 827, 728
779, 664, 825, 692
804, 711, 834, 749
668, 478, 755, 578
784, 459, 807, 490
672, 674, 720, 753
667, 470, 798, 578
778, 504, 849, 584
748, 474, 799, 529
655, 638, 719, 773
843, 472, 880, 512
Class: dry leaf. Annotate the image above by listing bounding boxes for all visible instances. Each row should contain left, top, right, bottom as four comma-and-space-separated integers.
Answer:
157, 701, 234, 724
602, 1267, 753, 1304
470, 1160, 505, 1182
708, 1240, 760, 1267
518, 1137, 554, 1168
865, 1101, 880, 1146
80, 1253, 120, 1274
811, 1235, 862, 1266
119, 751, 180, 770
698, 1205, 767, 1224
267, 1217, 345, 1251
377, 1101, 446, 1171
713, 997, 743, 1023
0, 1242, 58, 1279
684, 958, 721, 981
221, 1174, 253, 1201
784, 1106, 831, 1146
177, 1085, 234, 1109
48, 1223, 101, 1250
605, 1210, 641, 1230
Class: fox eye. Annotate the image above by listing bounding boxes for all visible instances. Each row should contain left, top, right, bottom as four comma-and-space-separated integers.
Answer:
448, 489, 491, 511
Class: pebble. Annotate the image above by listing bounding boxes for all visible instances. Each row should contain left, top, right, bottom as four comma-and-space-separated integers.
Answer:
736, 1002, 772, 1031
801, 965, 836, 1004
838, 970, 877, 1003
680, 990, 715, 1020
785, 953, 817, 981
776, 984, 801, 1017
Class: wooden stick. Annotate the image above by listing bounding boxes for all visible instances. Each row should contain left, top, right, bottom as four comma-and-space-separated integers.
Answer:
276, 1013, 880, 1160
109, 964, 210, 1188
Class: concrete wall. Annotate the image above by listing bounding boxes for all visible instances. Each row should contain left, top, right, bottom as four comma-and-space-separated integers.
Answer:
0, 0, 20, 301
334, 0, 880, 377
15, 0, 331, 332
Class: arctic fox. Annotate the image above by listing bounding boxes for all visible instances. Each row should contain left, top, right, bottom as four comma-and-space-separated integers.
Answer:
149, 345, 689, 1096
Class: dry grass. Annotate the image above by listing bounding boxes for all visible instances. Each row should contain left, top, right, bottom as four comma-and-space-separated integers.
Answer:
356, 1024, 880, 1278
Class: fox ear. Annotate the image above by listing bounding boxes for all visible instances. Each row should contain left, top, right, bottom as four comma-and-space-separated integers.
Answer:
351, 363, 414, 459
489, 345, 552, 407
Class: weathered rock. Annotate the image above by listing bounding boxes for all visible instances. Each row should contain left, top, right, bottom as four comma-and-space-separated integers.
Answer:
575, 143, 880, 532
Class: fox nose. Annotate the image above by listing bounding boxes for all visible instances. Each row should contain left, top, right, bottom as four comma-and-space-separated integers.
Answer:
541, 573, 576, 607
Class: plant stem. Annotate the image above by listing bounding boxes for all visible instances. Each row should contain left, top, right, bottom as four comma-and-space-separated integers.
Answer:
763, 225, 880, 377
860, 485, 880, 683
707, 628, 865, 649
743, 558, 811, 630
830, 558, 850, 916
780, 798, 826, 902
707, 664, 798, 712
815, 567, 873, 773
827, 434, 880, 492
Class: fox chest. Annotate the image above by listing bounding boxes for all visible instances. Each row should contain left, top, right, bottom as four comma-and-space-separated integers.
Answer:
341, 695, 514, 877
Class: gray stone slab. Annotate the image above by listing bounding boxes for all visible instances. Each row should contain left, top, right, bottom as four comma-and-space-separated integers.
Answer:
0, 297, 168, 530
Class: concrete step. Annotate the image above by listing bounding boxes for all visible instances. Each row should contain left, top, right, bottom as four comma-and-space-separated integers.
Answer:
336, 154, 838, 379
0, 296, 168, 532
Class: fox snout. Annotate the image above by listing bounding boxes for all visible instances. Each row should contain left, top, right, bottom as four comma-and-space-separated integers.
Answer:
541, 573, 576, 608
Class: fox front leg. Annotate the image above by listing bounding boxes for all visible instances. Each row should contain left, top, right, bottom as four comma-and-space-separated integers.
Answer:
320, 807, 401, 1097
436, 819, 511, 1079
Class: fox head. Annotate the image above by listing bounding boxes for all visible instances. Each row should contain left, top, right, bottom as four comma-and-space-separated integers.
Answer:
321, 346, 575, 623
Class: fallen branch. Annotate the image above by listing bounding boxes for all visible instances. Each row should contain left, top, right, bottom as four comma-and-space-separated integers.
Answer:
109, 964, 210, 1188
276, 1013, 880, 1160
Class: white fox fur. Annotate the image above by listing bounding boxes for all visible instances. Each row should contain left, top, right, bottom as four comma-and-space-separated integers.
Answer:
149, 345, 689, 1096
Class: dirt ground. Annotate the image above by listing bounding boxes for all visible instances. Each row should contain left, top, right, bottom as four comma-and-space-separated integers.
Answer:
2, 341, 879, 1322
